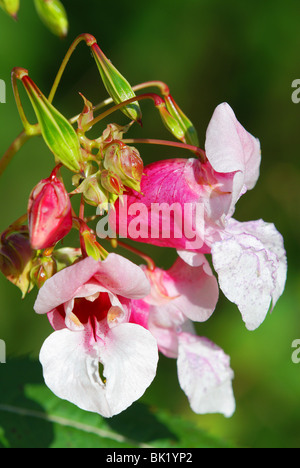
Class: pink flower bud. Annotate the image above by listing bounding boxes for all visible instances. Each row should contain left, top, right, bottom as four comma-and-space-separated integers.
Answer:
28, 170, 72, 250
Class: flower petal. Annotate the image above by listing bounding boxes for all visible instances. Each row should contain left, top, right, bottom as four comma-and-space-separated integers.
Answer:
176, 250, 205, 267
205, 102, 261, 190
164, 256, 219, 322
149, 307, 195, 358
97, 323, 158, 416
109, 158, 212, 252
34, 253, 150, 315
40, 328, 112, 416
93, 253, 151, 299
39, 324, 158, 417
211, 219, 287, 330
177, 332, 235, 417
34, 256, 100, 314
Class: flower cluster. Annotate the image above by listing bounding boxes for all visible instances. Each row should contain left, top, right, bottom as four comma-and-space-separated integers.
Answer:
0, 34, 287, 418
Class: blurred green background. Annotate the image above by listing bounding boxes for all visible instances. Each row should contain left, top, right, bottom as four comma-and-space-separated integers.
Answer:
0, 0, 300, 448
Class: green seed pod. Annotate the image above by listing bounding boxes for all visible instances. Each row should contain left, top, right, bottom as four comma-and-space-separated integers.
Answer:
90, 39, 142, 123
19, 69, 83, 173
0, 0, 20, 19
164, 94, 199, 146
34, 0, 68, 38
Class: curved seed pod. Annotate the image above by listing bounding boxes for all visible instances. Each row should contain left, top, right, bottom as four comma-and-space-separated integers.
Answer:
16, 68, 83, 173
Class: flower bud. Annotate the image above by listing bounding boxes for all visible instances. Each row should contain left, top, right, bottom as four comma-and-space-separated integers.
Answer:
16, 68, 83, 173
0, 0, 19, 19
103, 141, 144, 193
34, 0, 68, 38
164, 94, 199, 147
52, 247, 82, 270
79, 225, 108, 261
100, 170, 124, 195
81, 230, 103, 261
73, 172, 109, 209
28, 170, 72, 250
30, 254, 57, 289
77, 93, 94, 132
86, 36, 142, 123
156, 101, 186, 142
0, 226, 35, 297
97, 122, 133, 146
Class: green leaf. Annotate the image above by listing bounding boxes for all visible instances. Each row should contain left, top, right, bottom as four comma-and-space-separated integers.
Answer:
0, 358, 232, 448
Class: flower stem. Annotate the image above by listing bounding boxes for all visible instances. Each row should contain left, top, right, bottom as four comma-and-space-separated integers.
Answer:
132, 80, 170, 96
74, 81, 169, 119
79, 194, 85, 221
114, 239, 156, 271
82, 93, 206, 161
82, 93, 161, 132
11, 68, 41, 135
1, 213, 28, 242
122, 138, 206, 160
48, 34, 91, 104
0, 131, 31, 178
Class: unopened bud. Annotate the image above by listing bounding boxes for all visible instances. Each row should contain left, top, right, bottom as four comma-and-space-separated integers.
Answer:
77, 93, 94, 132
80, 226, 107, 261
28, 169, 72, 250
100, 170, 124, 195
97, 122, 133, 146
30, 254, 57, 289
15, 68, 83, 173
34, 0, 68, 38
156, 101, 185, 142
72, 172, 109, 209
164, 94, 199, 146
52, 247, 81, 270
0, 0, 19, 19
103, 141, 144, 192
0, 226, 35, 297
87, 37, 142, 123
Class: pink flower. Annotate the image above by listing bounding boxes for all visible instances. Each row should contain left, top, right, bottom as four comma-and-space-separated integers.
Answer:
34, 253, 158, 417
131, 256, 236, 417
111, 102, 287, 330
28, 171, 72, 250
111, 102, 261, 252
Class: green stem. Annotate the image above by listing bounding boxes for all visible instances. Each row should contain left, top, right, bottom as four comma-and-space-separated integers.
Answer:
122, 138, 206, 160
0, 131, 31, 178
81, 93, 163, 133
11, 68, 38, 135
115, 240, 156, 271
132, 80, 170, 96
89, 81, 170, 116
71, 81, 170, 122
48, 34, 96, 104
